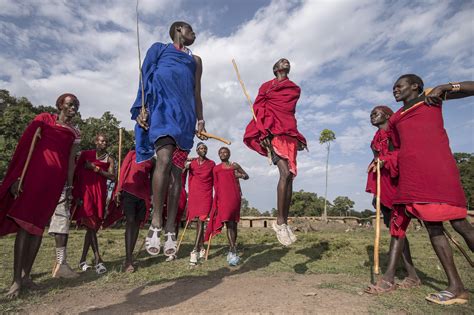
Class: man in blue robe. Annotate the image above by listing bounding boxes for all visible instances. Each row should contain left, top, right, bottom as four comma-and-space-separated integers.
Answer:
130, 21, 206, 257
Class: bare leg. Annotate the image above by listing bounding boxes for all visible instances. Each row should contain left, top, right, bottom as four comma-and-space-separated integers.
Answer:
21, 233, 42, 289
400, 237, 419, 281
164, 165, 182, 235
89, 229, 102, 265
381, 236, 405, 285
79, 229, 91, 264
55, 233, 68, 248
275, 159, 293, 225
226, 221, 238, 252
150, 145, 174, 230
6, 229, 29, 298
193, 220, 204, 251
450, 219, 474, 251
125, 214, 139, 266
425, 221, 465, 295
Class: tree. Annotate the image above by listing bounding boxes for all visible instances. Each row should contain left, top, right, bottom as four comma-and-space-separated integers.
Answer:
454, 152, 473, 209
240, 198, 261, 216
319, 129, 336, 222
332, 196, 355, 216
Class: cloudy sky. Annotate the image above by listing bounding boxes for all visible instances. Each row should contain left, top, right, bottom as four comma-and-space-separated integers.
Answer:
1, 0, 473, 212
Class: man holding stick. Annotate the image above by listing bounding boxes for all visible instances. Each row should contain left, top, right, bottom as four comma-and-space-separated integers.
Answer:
367, 76, 473, 305
0, 93, 80, 298
131, 21, 207, 257
243, 58, 307, 246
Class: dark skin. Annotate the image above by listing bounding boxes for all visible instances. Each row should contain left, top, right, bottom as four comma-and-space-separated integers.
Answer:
6, 96, 79, 299
377, 77, 474, 295
184, 144, 211, 252
79, 136, 115, 266
366, 107, 420, 288
425, 81, 474, 105
136, 23, 207, 252
260, 59, 305, 225
218, 147, 249, 253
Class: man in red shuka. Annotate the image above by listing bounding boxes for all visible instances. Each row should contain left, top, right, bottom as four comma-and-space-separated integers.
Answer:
184, 142, 215, 265
73, 134, 115, 275
0, 93, 80, 298
368, 75, 473, 305
364, 105, 420, 294
205, 147, 248, 266
243, 58, 307, 247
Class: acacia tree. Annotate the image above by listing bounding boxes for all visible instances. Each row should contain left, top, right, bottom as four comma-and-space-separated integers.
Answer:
319, 129, 336, 222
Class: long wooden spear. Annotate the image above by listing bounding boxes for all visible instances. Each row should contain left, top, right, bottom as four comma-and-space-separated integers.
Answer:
232, 59, 272, 165
136, 0, 146, 117
373, 158, 381, 274
117, 128, 123, 183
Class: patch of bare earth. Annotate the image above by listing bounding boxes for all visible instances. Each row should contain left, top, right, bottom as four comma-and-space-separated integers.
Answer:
22, 273, 374, 314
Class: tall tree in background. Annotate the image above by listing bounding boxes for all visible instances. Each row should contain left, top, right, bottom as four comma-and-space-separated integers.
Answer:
332, 196, 355, 216
319, 129, 336, 222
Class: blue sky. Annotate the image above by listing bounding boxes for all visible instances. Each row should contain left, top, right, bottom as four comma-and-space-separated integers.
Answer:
1, 0, 473, 212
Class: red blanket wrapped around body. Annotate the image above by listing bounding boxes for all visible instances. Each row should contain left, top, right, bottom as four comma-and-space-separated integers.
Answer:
0, 113, 78, 236
186, 158, 215, 221
205, 163, 241, 241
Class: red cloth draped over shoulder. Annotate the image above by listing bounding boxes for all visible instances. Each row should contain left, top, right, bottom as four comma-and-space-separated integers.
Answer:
365, 128, 399, 209
186, 158, 215, 221
243, 78, 307, 156
102, 150, 152, 228
389, 101, 466, 220
0, 113, 77, 236
205, 163, 241, 241
72, 150, 110, 231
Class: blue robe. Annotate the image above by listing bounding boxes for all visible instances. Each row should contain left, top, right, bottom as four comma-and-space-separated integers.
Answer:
131, 43, 197, 162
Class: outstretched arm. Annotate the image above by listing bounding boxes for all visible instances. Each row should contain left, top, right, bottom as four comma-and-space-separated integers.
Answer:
425, 81, 474, 105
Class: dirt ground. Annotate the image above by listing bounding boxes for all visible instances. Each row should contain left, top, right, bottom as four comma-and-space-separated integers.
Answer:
22, 273, 374, 314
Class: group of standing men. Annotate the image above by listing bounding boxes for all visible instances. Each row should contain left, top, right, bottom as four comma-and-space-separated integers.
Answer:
0, 19, 472, 307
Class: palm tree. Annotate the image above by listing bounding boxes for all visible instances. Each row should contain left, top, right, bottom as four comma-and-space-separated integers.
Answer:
319, 129, 336, 222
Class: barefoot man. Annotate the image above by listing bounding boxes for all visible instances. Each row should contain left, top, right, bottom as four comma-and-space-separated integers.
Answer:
131, 21, 206, 257
243, 58, 307, 246
0, 94, 80, 298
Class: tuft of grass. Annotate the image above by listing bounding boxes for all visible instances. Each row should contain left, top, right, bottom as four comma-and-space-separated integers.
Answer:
0, 226, 472, 313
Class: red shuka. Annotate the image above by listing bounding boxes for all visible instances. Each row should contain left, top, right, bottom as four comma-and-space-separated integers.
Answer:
365, 128, 399, 209
186, 158, 215, 221
102, 150, 152, 228
0, 113, 78, 236
205, 163, 241, 241
243, 78, 307, 157
72, 150, 110, 230
389, 101, 466, 218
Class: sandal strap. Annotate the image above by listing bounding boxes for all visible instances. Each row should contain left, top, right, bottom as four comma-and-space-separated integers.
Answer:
149, 226, 162, 232
165, 232, 176, 237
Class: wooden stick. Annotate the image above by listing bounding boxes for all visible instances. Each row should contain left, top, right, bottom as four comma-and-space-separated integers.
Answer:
232, 59, 272, 165
205, 234, 213, 261
176, 220, 190, 254
136, 0, 146, 114
443, 228, 474, 268
17, 127, 42, 197
373, 158, 381, 274
134, 234, 146, 261
117, 128, 123, 184
198, 131, 231, 145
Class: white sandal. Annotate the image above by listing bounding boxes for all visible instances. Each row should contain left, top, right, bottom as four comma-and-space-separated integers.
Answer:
145, 226, 162, 256
79, 261, 92, 271
95, 262, 107, 275
163, 232, 177, 257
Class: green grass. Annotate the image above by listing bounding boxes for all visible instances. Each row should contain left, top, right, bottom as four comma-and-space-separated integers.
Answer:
0, 226, 472, 313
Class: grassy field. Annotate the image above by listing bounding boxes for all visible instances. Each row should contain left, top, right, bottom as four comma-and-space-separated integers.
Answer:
0, 223, 472, 313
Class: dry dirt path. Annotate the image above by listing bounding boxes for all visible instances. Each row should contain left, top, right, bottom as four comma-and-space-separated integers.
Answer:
23, 273, 375, 314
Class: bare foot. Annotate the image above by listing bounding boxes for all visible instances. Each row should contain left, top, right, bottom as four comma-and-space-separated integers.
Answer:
22, 276, 40, 290
6, 282, 21, 299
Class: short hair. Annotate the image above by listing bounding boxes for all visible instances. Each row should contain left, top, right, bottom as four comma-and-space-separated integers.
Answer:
371, 105, 394, 117
55, 93, 79, 110
95, 133, 107, 141
273, 58, 288, 76
196, 142, 206, 150
169, 21, 189, 40
397, 74, 424, 94
218, 146, 230, 153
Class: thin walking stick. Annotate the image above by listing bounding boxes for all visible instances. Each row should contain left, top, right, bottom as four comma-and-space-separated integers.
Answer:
176, 220, 190, 254
136, 0, 146, 116
205, 234, 213, 261
16, 127, 42, 197
373, 158, 381, 274
117, 128, 123, 183
443, 228, 474, 268
232, 59, 272, 165
134, 234, 146, 261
